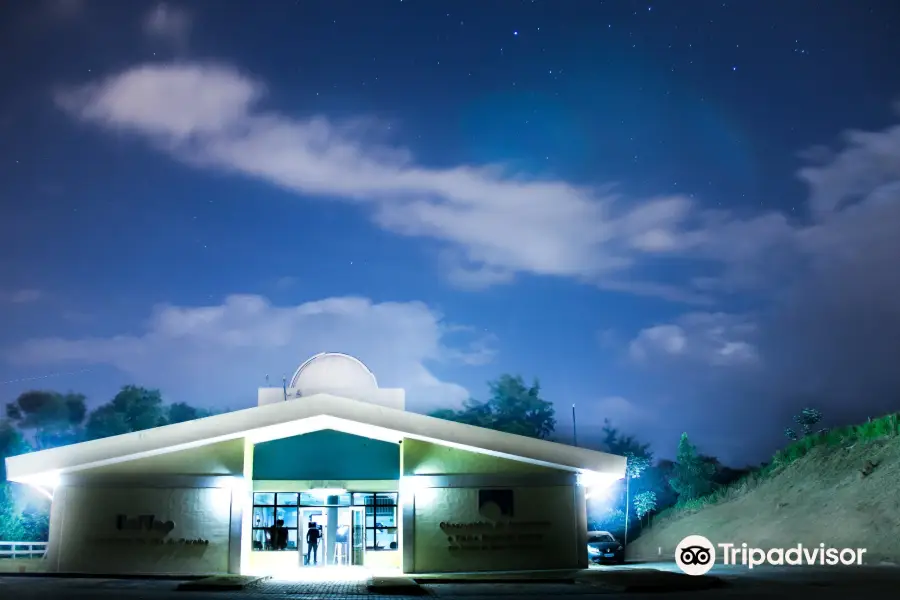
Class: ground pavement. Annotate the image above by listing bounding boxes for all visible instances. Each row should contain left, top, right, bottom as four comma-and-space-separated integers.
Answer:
2, 562, 899, 599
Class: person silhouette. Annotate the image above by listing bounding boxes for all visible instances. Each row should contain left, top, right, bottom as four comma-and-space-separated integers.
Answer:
274, 519, 288, 551
306, 522, 321, 565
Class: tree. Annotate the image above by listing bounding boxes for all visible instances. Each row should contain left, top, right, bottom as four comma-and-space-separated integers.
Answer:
786, 407, 825, 440
6, 391, 86, 449
85, 385, 168, 440
640, 459, 679, 513
167, 402, 215, 424
589, 507, 625, 535
623, 452, 652, 544
430, 375, 556, 439
0, 421, 30, 481
600, 419, 653, 458
633, 490, 658, 527
668, 433, 716, 502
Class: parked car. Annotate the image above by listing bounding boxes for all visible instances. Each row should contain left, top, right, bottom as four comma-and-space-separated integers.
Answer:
587, 530, 624, 564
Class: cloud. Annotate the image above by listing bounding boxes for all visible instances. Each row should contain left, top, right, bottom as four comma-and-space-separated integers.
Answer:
7, 295, 490, 412
592, 396, 655, 429
0, 289, 43, 304
629, 312, 759, 367
624, 115, 900, 463
142, 4, 192, 50
53, 62, 806, 303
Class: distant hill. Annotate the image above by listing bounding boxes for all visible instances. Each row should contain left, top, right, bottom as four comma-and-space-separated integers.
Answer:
628, 414, 900, 565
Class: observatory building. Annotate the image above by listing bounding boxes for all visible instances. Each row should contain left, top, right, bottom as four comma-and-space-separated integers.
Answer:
5, 353, 625, 577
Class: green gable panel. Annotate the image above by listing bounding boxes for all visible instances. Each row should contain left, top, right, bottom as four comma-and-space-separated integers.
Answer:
252, 429, 400, 480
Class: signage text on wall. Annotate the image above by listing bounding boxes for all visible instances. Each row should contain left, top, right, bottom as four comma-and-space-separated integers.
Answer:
439, 520, 552, 552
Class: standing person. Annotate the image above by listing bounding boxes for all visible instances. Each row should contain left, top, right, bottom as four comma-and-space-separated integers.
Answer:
274, 519, 288, 551
306, 522, 321, 565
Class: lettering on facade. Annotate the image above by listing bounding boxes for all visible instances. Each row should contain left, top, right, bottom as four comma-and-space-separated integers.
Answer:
91, 537, 210, 546
115, 514, 176, 535
439, 520, 551, 552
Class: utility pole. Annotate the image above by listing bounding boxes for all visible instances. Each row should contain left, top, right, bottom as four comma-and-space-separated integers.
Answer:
572, 404, 578, 447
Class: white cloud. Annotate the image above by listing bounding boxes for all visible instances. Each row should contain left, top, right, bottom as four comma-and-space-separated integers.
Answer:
50, 62, 900, 312
54, 62, 799, 303
142, 4, 192, 49
629, 312, 759, 367
592, 395, 655, 430
8, 295, 489, 413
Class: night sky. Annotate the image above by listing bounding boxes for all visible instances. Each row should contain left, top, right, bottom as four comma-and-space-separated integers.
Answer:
2, 0, 899, 466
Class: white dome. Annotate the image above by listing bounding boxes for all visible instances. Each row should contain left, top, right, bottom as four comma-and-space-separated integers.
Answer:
289, 352, 378, 392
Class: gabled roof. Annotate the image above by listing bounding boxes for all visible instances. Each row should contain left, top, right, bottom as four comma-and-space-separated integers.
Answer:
5, 393, 626, 485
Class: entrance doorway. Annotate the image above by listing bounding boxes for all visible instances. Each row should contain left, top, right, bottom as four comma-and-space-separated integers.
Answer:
300, 506, 365, 567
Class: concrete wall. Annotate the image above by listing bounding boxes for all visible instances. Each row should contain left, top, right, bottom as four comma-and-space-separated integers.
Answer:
253, 430, 399, 480
412, 485, 583, 573
401, 439, 587, 573
45, 483, 234, 575
44, 441, 245, 575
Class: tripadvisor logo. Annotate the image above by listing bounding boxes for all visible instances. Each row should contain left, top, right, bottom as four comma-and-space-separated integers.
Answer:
675, 535, 868, 575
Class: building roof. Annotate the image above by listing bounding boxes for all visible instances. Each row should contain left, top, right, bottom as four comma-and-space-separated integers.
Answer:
5, 393, 626, 487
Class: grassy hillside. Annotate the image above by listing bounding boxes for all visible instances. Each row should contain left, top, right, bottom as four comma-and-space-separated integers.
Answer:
628, 413, 900, 564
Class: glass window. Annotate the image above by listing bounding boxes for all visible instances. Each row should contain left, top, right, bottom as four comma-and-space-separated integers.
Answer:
277, 493, 298, 506
299, 493, 324, 506
353, 493, 373, 506
253, 506, 274, 527
277, 506, 298, 528
361, 493, 397, 551
253, 492, 300, 552
253, 492, 275, 506
377, 527, 398, 550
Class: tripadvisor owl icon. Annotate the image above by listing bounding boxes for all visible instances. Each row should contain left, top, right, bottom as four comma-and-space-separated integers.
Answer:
675, 535, 716, 575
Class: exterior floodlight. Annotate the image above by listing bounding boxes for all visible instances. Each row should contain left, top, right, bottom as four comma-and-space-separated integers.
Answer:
577, 470, 621, 490
24, 471, 62, 490
399, 476, 430, 495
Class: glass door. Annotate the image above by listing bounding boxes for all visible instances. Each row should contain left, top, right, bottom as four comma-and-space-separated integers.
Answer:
300, 508, 325, 567
350, 506, 365, 566
333, 507, 352, 566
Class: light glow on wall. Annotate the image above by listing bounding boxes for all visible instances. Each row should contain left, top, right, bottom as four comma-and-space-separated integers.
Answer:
21, 470, 61, 499
577, 469, 621, 499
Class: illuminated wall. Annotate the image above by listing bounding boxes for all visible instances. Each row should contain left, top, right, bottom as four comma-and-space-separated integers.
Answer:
401, 439, 587, 573
412, 486, 581, 573
42, 440, 244, 575
46, 485, 233, 575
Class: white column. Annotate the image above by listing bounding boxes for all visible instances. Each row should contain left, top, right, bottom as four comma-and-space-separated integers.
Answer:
326, 496, 338, 565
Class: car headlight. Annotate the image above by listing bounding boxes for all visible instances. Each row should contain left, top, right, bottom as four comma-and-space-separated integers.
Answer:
617, 546, 623, 551
587, 546, 600, 554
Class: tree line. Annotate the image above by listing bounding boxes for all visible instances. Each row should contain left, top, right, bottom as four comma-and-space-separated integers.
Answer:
1, 373, 824, 544
0, 386, 215, 541
428, 374, 754, 540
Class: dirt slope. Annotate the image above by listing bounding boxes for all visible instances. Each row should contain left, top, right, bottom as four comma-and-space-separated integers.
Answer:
627, 436, 900, 564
